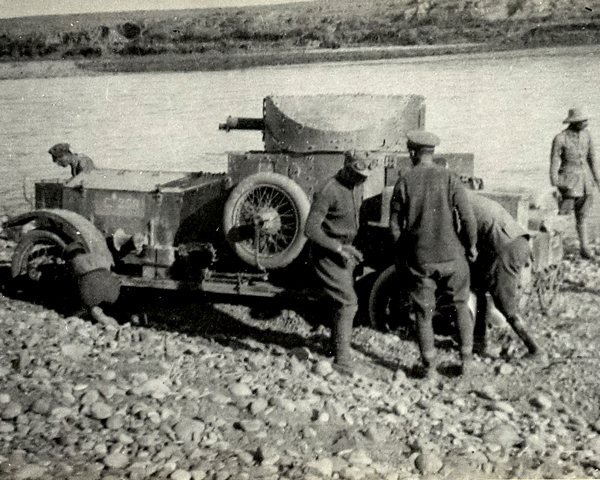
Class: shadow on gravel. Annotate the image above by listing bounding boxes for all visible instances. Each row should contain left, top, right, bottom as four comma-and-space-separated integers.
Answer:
351, 335, 462, 379
116, 289, 316, 351
1, 262, 463, 375
0, 262, 323, 357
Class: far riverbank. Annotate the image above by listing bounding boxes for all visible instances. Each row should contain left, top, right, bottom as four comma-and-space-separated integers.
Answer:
2, 43, 599, 81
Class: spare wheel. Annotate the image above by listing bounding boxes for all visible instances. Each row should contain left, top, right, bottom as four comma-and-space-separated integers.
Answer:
223, 172, 310, 269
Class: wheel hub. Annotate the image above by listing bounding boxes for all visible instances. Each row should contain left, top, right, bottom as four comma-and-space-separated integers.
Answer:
254, 208, 282, 235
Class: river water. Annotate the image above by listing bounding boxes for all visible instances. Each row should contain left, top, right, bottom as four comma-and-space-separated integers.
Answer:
2, 45, 600, 215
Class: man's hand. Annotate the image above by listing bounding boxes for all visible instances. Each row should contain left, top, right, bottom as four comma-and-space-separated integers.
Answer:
338, 244, 364, 267
551, 186, 562, 199
467, 246, 478, 263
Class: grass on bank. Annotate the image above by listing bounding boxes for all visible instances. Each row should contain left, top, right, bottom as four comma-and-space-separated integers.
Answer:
1, 0, 600, 72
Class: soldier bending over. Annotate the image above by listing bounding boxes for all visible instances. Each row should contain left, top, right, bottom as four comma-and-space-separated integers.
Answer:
66, 242, 121, 323
467, 191, 545, 360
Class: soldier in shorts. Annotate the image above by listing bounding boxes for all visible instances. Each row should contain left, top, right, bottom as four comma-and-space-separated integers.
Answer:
550, 108, 600, 259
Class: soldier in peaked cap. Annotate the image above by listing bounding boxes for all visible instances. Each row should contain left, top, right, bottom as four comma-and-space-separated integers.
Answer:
390, 130, 478, 379
305, 150, 376, 376
48, 143, 95, 178
550, 108, 600, 259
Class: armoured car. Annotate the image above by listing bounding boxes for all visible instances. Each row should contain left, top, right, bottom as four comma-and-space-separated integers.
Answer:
3, 94, 563, 327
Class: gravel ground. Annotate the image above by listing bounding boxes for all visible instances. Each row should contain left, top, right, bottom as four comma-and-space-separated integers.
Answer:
1, 234, 600, 480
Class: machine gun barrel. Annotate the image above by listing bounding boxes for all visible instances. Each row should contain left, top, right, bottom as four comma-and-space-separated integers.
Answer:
219, 116, 265, 132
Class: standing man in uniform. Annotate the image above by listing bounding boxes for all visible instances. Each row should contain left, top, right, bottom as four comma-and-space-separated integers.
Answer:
48, 143, 95, 178
467, 191, 544, 360
390, 131, 478, 379
305, 150, 374, 376
550, 108, 600, 259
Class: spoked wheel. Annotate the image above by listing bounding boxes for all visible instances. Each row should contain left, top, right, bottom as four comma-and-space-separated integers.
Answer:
11, 230, 69, 286
223, 172, 311, 270
535, 263, 565, 314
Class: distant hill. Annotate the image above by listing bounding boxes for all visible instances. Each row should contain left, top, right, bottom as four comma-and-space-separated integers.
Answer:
1, 0, 599, 71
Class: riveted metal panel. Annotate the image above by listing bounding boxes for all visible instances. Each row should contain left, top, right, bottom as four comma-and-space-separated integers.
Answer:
263, 94, 425, 153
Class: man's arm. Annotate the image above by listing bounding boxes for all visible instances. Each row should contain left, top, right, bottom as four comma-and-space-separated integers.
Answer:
389, 181, 404, 244
304, 186, 341, 254
389, 211, 401, 244
451, 178, 478, 261
550, 134, 562, 187
587, 132, 600, 188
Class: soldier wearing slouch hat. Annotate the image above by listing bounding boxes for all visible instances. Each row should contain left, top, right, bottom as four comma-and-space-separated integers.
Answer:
550, 108, 600, 259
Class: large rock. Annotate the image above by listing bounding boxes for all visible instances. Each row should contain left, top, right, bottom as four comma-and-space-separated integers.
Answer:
2, 401, 22, 420
103, 451, 129, 469
91, 401, 113, 420
14, 464, 46, 480
174, 420, 205, 443
415, 451, 444, 475
483, 424, 520, 449
306, 458, 333, 477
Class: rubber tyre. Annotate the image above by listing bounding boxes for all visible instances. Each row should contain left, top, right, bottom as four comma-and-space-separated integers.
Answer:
223, 172, 311, 269
368, 265, 404, 332
369, 265, 477, 333
11, 229, 69, 284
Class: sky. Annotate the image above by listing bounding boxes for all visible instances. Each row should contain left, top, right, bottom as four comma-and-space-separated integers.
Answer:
0, 0, 305, 19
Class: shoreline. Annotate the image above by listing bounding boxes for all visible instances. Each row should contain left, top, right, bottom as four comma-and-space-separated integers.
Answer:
2, 43, 599, 81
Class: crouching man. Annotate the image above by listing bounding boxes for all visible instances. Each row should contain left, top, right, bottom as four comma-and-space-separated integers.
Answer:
305, 150, 374, 376
467, 191, 545, 360
66, 243, 121, 323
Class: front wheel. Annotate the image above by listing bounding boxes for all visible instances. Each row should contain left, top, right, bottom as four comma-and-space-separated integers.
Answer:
11, 230, 69, 285
223, 172, 311, 270
368, 265, 407, 333
368, 265, 477, 335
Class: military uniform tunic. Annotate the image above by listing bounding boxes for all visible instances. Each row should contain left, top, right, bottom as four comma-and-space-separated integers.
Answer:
306, 171, 363, 306
70, 154, 95, 177
550, 128, 598, 197
390, 163, 477, 362
468, 192, 531, 319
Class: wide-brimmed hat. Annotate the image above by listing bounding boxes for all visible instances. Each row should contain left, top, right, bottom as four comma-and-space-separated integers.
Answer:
406, 130, 440, 149
345, 150, 376, 177
563, 108, 588, 124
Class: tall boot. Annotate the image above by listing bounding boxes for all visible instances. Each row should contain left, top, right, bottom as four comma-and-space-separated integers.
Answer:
456, 303, 476, 377
507, 314, 541, 355
472, 293, 488, 356
415, 312, 438, 379
576, 220, 594, 259
332, 304, 357, 375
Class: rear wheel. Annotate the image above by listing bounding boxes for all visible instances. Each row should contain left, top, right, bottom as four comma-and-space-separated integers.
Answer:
223, 172, 311, 270
11, 230, 69, 285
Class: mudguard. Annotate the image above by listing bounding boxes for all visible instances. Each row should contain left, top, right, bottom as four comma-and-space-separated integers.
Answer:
6, 208, 113, 267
